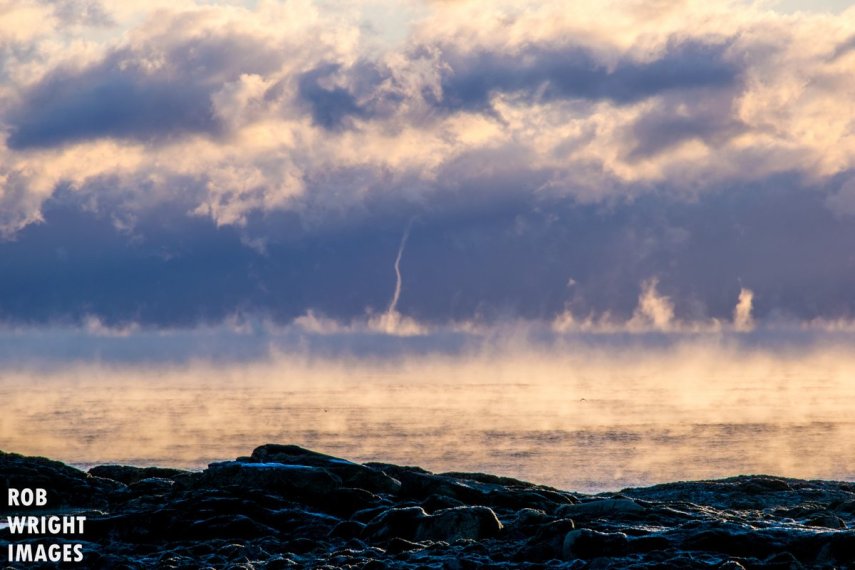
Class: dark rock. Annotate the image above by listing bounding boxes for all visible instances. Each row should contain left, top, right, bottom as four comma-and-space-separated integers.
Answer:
250, 445, 401, 494
89, 465, 188, 484
484, 488, 573, 512
396, 471, 490, 504
623, 475, 812, 511
0, 450, 120, 510
418, 506, 503, 542
128, 477, 175, 495
515, 518, 577, 561
363, 462, 431, 478
805, 512, 847, 529
826, 531, 855, 563
193, 461, 342, 498
184, 514, 279, 540
834, 500, 855, 514
507, 508, 554, 536
330, 520, 366, 539
285, 537, 319, 554
681, 528, 778, 558
741, 477, 793, 494
265, 556, 299, 569
627, 534, 673, 553
760, 551, 806, 569
352, 505, 391, 524
422, 493, 466, 513
363, 506, 427, 542
312, 487, 385, 517
7, 446, 855, 569
364, 505, 502, 543
556, 497, 645, 519
439, 471, 538, 488
530, 518, 577, 541
386, 537, 426, 554
562, 528, 629, 560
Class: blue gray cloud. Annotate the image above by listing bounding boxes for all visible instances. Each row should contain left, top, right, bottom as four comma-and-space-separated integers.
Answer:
2, 172, 855, 328
432, 40, 740, 113
6, 30, 281, 149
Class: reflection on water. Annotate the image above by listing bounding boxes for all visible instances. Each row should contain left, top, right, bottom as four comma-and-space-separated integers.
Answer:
1, 345, 854, 492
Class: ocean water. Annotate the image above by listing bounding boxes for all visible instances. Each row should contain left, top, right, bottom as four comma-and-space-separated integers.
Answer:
1, 345, 854, 493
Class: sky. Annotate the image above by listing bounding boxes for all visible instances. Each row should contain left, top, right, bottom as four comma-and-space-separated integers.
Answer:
2, 0, 855, 360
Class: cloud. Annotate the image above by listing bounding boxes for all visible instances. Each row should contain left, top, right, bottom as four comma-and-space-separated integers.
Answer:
625, 94, 746, 160
49, 0, 114, 27
1, 0, 855, 329
829, 34, 855, 61
5, 12, 284, 149
0, 1, 847, 226
0, 1, 54, 45
431, 40, 740, 113
824, 175, 855, 215
1, 176, 854, 330
297, 63, 370, 130
7, 61, 216, 149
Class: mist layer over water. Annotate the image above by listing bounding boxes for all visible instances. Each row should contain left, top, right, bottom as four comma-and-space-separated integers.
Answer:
1, 342, 854, 492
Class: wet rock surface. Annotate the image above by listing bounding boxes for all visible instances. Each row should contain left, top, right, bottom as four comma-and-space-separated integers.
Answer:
1, 447, 854, 568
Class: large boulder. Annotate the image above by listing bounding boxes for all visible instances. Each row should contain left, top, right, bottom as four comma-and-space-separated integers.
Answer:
193, 461, 342, 499
364, 505, 502, 543
418, 506, 504, 542
514, 518, 577, 561
250, 445, 401, 495
88, 465, 188, 485
363, 506, 426, 541
562, 528, 629, 559
556, 497, 645, 519
396, 471, 489, 504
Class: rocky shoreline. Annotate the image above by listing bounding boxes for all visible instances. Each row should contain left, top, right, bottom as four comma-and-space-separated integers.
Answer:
2, 445, 854, 569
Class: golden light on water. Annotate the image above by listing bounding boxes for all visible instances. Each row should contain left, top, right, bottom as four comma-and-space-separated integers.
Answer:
1, 342, 854, 492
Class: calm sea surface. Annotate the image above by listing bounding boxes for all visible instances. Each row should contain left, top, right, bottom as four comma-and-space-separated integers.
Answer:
1, 348, 854, 493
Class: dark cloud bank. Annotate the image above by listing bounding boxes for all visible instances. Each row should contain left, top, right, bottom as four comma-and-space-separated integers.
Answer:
3, 173, 855, 331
